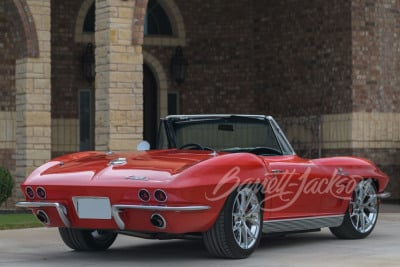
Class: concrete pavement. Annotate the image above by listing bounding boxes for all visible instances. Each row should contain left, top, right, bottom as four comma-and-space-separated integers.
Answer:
0, 204, 399, 267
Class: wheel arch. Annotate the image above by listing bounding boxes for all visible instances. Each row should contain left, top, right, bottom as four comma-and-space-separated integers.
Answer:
173, 153, 269, 231
313, 156, 389, 193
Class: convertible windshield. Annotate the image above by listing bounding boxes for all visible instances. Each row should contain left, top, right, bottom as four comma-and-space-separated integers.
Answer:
158, 115, 286, 154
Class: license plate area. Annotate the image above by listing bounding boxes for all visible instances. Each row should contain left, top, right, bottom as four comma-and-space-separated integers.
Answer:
72, 197, 112, 219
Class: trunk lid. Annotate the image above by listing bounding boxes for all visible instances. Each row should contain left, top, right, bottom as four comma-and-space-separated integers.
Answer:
37, 150, 215, 185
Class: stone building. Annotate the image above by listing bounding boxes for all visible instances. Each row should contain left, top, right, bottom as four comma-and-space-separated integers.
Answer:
0, 0, 399, 207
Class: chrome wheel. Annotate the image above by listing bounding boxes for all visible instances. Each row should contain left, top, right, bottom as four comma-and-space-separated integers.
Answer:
232, 187, 261, 249
330, 179, 379, 239
349, 179, 378, 234
203, 185, 263, 258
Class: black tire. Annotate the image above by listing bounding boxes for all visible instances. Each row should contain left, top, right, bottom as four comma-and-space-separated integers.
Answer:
203, 185, 263, 259
330, 179, 379, 239
59, 228, 117, 251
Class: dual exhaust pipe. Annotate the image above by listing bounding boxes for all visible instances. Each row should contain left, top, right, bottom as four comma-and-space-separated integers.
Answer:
35, 209, 167, 229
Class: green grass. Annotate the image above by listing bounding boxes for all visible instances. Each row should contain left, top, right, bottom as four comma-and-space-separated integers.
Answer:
0, 213, 43, 230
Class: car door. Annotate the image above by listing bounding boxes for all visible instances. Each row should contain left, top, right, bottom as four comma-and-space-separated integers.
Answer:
263, 155, 326, 219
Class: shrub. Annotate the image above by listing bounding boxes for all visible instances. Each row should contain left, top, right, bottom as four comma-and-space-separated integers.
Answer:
0, 167, 14, 206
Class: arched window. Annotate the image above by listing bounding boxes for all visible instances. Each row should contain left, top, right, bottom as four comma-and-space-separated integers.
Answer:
83, 2, 95, 33
143, 0, 185, 46
74, 0, 95, 43
145, 0, 173, 36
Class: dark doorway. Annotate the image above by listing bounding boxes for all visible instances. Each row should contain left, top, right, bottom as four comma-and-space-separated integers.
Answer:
78, 2, 95, 153
143, 64, 158, 148
79, 90, 93, 151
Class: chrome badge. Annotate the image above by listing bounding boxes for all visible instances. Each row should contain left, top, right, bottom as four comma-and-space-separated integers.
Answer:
108, 158, 127, 166
125, 175, 148, 181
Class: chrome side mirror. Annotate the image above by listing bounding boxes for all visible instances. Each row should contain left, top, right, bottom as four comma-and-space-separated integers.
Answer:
137, 140, 150, 151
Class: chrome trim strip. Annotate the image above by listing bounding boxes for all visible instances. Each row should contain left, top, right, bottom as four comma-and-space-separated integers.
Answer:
15, 201, 71, 228
112, 204, 211, 212
111, 204, 211, 230
266, 214, 344, 223
263, 215, 344, 234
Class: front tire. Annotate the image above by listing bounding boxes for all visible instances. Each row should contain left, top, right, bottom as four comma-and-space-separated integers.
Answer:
203, 185, 263, 259
330, 179, 379, 239
59, 228, 117, 251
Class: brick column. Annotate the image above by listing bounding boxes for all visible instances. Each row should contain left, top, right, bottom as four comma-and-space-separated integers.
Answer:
95, 0, 144, 151
15, 0, 51, 199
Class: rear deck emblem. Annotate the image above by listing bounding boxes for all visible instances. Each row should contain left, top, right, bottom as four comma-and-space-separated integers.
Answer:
108, 158, 127, 166
125, 175, 148, 181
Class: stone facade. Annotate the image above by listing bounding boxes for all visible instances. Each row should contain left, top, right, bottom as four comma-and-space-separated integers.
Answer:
349, 0, 400, 197
352, 0, 400, 113
94, 0, 145, 151
14, 0, 52, 200
0, 0, 399, 208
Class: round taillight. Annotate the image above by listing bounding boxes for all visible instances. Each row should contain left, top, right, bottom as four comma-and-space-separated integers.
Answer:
138, 189, 151, 202
36, 187, 46, 199
26, 187, 35, 199
154, 189, 167, 202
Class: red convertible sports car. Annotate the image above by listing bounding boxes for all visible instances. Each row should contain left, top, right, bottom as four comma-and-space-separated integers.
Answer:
17, 115, 390, 258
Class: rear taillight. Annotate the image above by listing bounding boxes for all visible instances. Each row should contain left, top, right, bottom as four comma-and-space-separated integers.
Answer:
154, 189, 167, 202
26, 187, 35, 199
138, 189, 151, 202
36, 187, 46, 199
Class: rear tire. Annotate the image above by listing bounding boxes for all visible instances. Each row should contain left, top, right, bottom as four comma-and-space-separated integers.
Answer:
203, 185, 263, 259
59, 228, 117, 251
330, 179, 379, 239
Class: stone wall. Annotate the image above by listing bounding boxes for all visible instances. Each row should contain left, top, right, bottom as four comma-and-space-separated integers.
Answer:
0, 2, 19, 176
350, 0, 400, 197
94, 0, 145, 151
166, 0, 353, 117
51, 0, 92, 119
352, 0, 400, 113
50, 0, 355, 134
14, 0, 52, 201
254, 0, 353, 117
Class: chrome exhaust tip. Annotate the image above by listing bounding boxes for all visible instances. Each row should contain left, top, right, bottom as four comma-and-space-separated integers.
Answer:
36, 210, 50, 225
150, 213, 166, 229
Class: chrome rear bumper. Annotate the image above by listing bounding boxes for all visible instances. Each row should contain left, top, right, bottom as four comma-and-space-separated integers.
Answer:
16, 201, 71, 227
16, 201, 210, 230
111, 204, 210, 230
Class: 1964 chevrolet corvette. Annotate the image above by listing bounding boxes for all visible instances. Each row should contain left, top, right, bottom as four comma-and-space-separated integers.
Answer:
17, 115, 390, 258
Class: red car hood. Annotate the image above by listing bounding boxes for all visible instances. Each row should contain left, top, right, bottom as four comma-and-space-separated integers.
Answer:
31, 150, 215, 185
